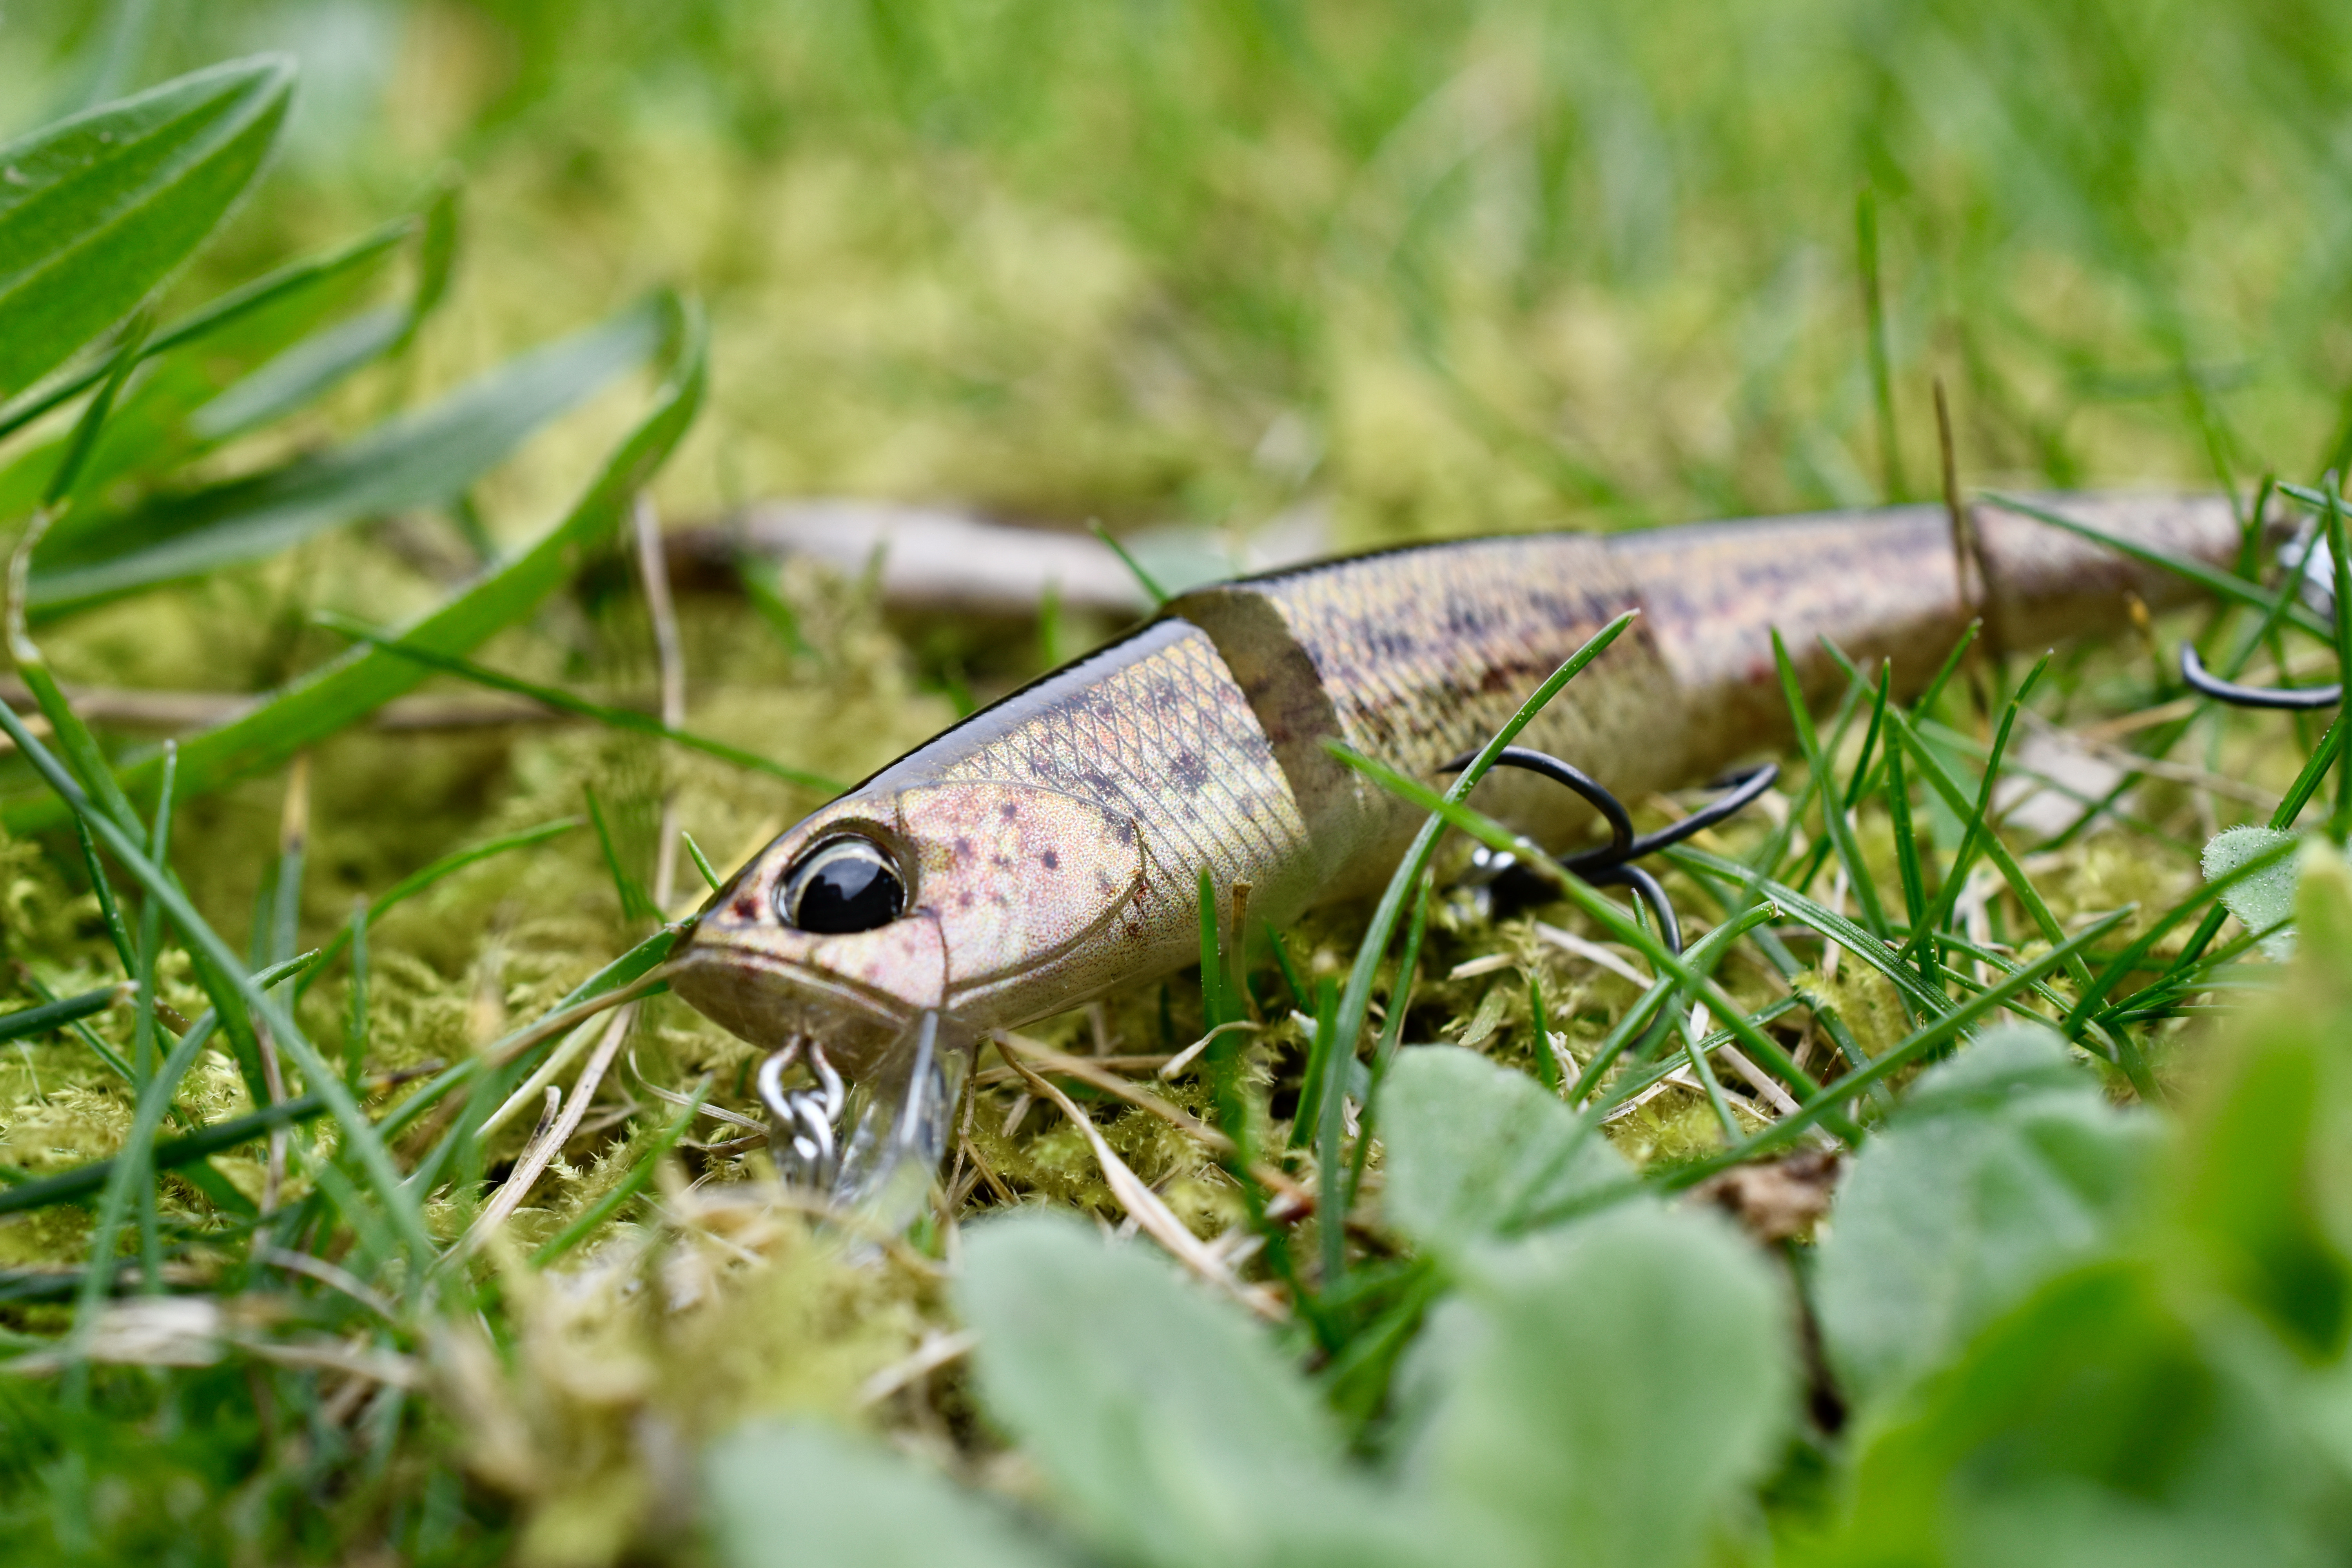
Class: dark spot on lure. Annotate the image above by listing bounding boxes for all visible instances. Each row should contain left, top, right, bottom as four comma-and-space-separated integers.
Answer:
1171, 750, 1209, 791
1041, 849, 1060, 870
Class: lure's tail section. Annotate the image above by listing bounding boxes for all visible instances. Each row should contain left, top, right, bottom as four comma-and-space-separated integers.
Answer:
1606, 492, 2246, 767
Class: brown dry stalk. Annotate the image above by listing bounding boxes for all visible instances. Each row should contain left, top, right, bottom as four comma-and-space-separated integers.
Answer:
1002, 1053, 1283, 1320
465, 1003, 638, 1251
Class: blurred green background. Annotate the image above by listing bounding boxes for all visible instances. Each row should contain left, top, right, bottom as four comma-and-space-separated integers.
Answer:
15, 0, 2350, 553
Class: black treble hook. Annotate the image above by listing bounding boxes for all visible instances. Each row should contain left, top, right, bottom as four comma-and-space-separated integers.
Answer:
1438, 748, 1780, 956
2178, 644, 2342, 711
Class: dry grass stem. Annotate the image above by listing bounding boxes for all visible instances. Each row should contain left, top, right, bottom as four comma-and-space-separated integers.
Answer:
1534, 922, 1651, 987
468, 1004, 638, 1249
855, 1329, 976, 1408
1003, 1054, 1283, 1320
1156, 1019, 1262, 1078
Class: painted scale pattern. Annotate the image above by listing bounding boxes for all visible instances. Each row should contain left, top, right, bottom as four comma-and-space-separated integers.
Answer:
885, 617, 1316, 932
1174, 534, 1685, 891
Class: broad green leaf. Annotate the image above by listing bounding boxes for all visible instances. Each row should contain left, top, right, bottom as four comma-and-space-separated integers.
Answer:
2165, 851, 2352, 1361
1407, 1204, 1791, 1568
1807, 1259, 2330, 1568
2201, 825, 2301, 959
26, 295, 667, 615
1, 293, 703, 833
1813, 1025, 2158, 1412
0, 56, 294, 399
705, 1419, 1075, 1568
956, 1214, 1440, 1568
1379, 1045, 1626, 1248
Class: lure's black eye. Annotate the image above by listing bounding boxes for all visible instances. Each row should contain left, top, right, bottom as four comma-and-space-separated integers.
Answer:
777, 837, 905, 933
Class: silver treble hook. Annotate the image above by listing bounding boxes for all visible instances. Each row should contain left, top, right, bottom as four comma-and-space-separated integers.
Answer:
757, 1037, 847, 1190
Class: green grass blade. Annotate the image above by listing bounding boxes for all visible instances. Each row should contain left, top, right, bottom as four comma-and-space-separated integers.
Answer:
1900, 652, 2051, 963
1884, 729, 1934, 991
344, 899, 369, 1087
0, 700, 437, 1272
1641, 908, 2132, 1201
15, 970, 133, 1083
1343, 873, 1432, 1209
2323, 483, 2352, 842
40, 311, 148, 507
529, 1078, 709, 1268
0, 984, 124, 1046
1980, 490, 2329, 641
0, 56, 294, 399
0, 210, 415, 444
682, 831, 722, 893
1089, 520, 1168, 606
1528, 973, 1557, 1090
27, 296, 670, 616
737, 554, 818, 661
1332, 744, 1864, 1145
2, 294, 708, 835
1662, 845, 1954, 1023
185, 305, 407, 447
294, 817, 584, 997
72, 813, 138, 978
586, 785, 658, 926
1263, 920, 1308, 1014
1313, 609, 1638, 1281
1772, 630, 1889, 937
1196, 867, 1225, 1031
393, 176, 460, 352
2, 1069, 329, 1219
313, 613, 843, 793
130, 741, 174, 1288
1883, 699, 2079, 980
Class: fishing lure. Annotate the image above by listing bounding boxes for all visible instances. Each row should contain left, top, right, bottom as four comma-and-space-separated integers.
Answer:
668, 493, 2241, 1212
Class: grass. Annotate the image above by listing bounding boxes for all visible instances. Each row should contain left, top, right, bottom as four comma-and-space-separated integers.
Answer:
6, 2, 2352, 1564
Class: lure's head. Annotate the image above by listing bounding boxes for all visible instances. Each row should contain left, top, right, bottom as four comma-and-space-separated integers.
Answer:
669, 780, 1147, 1075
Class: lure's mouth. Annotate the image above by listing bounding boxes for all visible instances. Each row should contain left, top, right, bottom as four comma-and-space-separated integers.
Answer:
664, 913, 946, 1079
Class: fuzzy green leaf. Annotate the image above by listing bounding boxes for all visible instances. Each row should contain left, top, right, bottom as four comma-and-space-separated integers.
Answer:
0, 57, 293, 399
1406, 1204, 1792, 1568
26, 295, 667, 616
1379, 1045, 1626, 1248
957, 1214, 1440, 1568
1816, 1259, 2335, 1566
2165, 852, 2352, 1362
2202, 825, 2301, 960
705, 1419, 1074, 1568
1813, 1025, 2159, 1413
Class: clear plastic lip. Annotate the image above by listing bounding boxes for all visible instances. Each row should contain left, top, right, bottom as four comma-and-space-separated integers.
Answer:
762, 1009, 971, 1238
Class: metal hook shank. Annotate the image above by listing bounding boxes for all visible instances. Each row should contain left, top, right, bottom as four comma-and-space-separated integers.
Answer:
2179, 643, 2341, 711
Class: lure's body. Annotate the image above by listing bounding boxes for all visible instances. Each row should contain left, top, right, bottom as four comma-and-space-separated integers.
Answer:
672, 494, 2239, 1076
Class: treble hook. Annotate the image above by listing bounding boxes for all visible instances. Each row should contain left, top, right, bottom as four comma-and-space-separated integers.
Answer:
757, 1037, 846, 1189
2178, 644, 2341, 711
1439, 748, 1780, 956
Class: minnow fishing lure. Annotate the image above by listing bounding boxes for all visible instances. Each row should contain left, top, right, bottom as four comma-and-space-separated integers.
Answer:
669, 493, 2240, 1212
